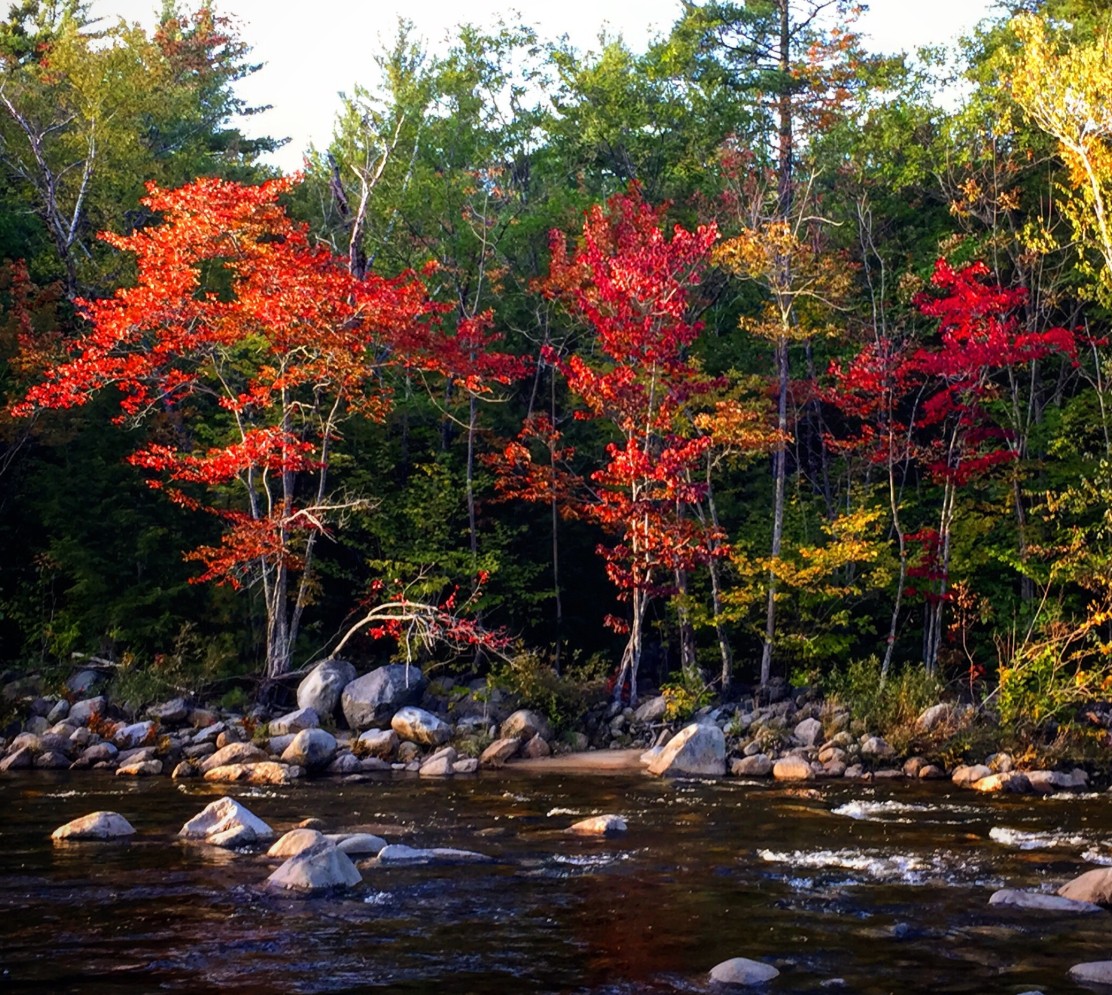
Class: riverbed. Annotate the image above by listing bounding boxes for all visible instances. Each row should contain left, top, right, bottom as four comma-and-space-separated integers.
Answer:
2, 767, 1111, 993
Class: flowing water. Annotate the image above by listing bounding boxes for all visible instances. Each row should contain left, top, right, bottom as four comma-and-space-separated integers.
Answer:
2, 768, 1112, 993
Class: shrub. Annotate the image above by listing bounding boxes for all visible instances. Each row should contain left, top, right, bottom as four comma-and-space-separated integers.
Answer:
826, 655, 943, 741
487, 649, 609, 733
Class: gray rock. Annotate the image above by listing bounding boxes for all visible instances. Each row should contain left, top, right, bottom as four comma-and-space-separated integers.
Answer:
1026, 768, 1089, 794
376, 844, 492, 866
266, 840, 362, 893
647, 722, 726, 778
568, 815, 627, 835
66, 670, 102, 695
971, 772, 1031, 794
267, 734, 296, 755
952, 763, 992, 787
453, 757, 479, 774
179, 796, 274, 844
34, 751, 70, 769
391, 706, 451, 747
332, 833, 387, 856
171, 761, 197, 779
731, 754, 773, 777
325, 752, 363, 776
112, 721, 156, 750
280, 728, 337, 770
915, 702, 953, 732
1059, 867, 1112, 905
989, 888, 1103, 914
268, 707, 320, 737
52, 811, 135, 841
204, 761, 299, 785
500, 708, 553, 743
341, 664, 426, 732
0, 746, 34, 771
147, 698, 190, 725
115, 758, 162, 776
296, 658, 357, 720
200, 742, 269, 773
46, 699, 70, 724
860, 735, 895, 759
1070, 962, 1112, 985
793, 716, 823, 747
709, 957, 780, 985
354, 728, 399, 760
419, 746, 457, 777
80, 743, 117, 764
633, 696, 667, 724
520, 735, 551, 759
479, 737, 521, 767
267, 828, 325, 859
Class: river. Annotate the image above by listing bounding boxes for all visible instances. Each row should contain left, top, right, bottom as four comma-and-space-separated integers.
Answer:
1, 768, 1111, 993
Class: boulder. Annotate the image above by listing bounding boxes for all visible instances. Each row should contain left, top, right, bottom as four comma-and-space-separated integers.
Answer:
952, 764, 992, 787
353, 729, 399, 760
1026, 768, 1089, 794
970, 772, 1031, 794
708, 957, 780, 985
79, 743, 117, 764
280, 728, 337, 771
0, 746, 34, 771
113, 721, 157, 750
179, 797, 274, 845
731, 754, 773, 777
773, 754, 815, 781
296, 658, 357, 719
479, 737, 521, 768
266, 828, 325, 859
520, 735, 551, 759
793, 717, 823, 747
633, 696, 667, 724
325, 753, 363, 776
918, 764, 947, 780
199, 742, 269, 774
268, 707, 320, 737
341, 664, 426, 732
568, 815, 627, 835
332, 833, 387, 856
203, 761, 298, 786
647, 722, 726, 778
115, 759, 162, 777
265, 839, 362, 894
391, 706, 451, 747
1070, 962, 1112, 986
171, 761, 197, 779
46, 699, 70, 724
34, 751, 70, 769
500, 709, 553, 743
860, 735, 895, 759
51, 811, 135, 841
915, 702, 954, 732
147, 698, 190, 725
453, 757, 480, 774
419, 746, 458, 777
1059, 867, 1112, 906
376, 844, 492, 866
989, 889, 1103, 914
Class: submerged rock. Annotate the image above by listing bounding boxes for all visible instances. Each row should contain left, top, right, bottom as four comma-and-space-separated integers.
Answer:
52, 811, 135, 841
331, 833, 387, 856
1070, 961, 1112, 985
376, 844, 492, 866
568, 815, 627, 835
989, 888, 1103, 914
709, 957, 780, 985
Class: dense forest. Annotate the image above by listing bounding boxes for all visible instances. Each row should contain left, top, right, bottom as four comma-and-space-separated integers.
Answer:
4, 0, 1112, 725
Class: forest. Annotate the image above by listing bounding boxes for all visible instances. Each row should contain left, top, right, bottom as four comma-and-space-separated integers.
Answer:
3, 0, 1112, 729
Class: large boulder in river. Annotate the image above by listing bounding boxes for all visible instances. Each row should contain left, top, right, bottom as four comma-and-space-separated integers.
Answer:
647, 722, 726, 778
267, 828, 325, 859
708, 957, 780, 985
297, 658, 357, 719
52, 811, 135, 841
391, 706, 451, 747
280, 728, 337, 770
265, 839, 362, 894
1059, 867, 1112, 906
179, 796, 274, 846
341, 664, 426, 732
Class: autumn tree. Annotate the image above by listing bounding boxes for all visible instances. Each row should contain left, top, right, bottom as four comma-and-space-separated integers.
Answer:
13, 176, 450, 681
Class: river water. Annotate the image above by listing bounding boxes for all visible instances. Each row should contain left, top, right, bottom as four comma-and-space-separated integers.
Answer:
2, 768, 1112, 993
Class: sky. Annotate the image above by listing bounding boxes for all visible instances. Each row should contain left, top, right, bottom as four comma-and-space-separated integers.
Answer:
87, 0, 1001, 174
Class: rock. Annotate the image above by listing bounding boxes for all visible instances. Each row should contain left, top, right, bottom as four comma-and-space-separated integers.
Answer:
171, 761, 197, 779
267, 828, 325, 859
391, 706, 451, 747
52, 811, 136, 841
731, 754, 773, 777
708, 957, 780, 985
500, 708, 553, 743
34, 751, 70, 769
179, 796, 274, 844
918, 764, 946, 780
280, 728, 337, 771
633, 696, 667, 724
116, 759, 162, 776
986, 751, 1014, 773
793, 717, 823, 747
204, 762, 299, 786
640, 746, 664, 766
147, 698, 190, 725
353, 729, 399, 760
915, 702, 953, 732
199, 742, 269, 774
182, 742, 215, 760
419, 746, 457, 777
333, 833, 387, 856
520, 735, 551, 759
647, 722, 726, 778
989, 888, 1103, 914
65, 670, 101, 695
902, 756, 930, 777
1070, 962, 1112, 985
1026, 768, 1089, 794
952, 764, 992, 787
326, 752, 363, 776
341, 663, 426, 732
860, 735, 895, 759
773, 754, 815, 781
360, 757, 391, 773
296, 658, 357, 719
480, 737, 521, 768
0, 746, 34, 771
268, 707, 320, 737
376, 844, 492, 866
820, 760, 847, 778
80, 743, 117, 764
46, 699, 70, 724
397, 741, 421, 763
265, 840, 362, 893
568, 815, 627, 835
113, 721, 157, 750
453, 758, 479, 774
971, 772, 1031, 794
1059, 867, 1112, 905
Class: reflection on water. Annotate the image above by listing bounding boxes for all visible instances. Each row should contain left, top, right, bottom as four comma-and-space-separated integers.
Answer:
1, 769, 1112, 992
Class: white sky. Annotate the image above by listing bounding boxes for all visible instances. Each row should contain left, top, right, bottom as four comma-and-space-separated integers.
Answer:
87, 0, 1001, 174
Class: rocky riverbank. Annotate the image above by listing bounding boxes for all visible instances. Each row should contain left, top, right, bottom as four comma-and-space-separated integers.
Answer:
0, 657, 1102, 797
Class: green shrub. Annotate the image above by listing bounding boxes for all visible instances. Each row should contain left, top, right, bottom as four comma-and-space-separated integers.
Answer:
826, 656, 943, 740
660, 674, 714, 722
487, 649, 609, 733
